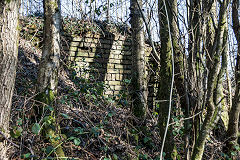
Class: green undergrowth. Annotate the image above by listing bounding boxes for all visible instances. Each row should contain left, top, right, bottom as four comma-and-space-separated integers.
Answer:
10, 50, 163, 159
68, 63, 131, 107
12, 15, 231, 158
11, 50, 228, 159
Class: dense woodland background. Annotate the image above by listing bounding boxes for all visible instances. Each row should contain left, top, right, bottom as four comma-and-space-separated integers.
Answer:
0, 0, 240, 159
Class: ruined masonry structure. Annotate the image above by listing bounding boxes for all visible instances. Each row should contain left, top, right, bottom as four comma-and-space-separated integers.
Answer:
63, 32, 158, 106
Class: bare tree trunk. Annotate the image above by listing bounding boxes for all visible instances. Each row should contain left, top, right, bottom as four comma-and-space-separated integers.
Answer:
168, 1, 191, 159
225, 0, 240, 155
37, 0, 65, 158
187, 0, 204, 151
38, 0, 61, 98
158, 0, 177, 159
191, 1, 229, 159
130, 0, 148, 119
0, 0, 19, 159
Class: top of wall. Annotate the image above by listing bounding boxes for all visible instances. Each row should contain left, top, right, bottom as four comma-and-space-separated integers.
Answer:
19, 16, 132, 46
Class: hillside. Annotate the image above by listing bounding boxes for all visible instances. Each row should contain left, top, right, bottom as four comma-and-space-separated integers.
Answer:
7, 36, 226, 159
9, 39, 163, 160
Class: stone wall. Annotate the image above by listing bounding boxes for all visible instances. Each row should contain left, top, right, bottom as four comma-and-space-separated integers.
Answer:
62, 32, 158, 106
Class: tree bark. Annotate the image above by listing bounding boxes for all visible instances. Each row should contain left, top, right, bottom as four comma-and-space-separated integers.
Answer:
37, 0, 65, 158
168, 1, 191, 159
225, 0, 240, 155
130, 0, 148, 119
191, 1, 229, 159
158, 0, 177, 159
187, 0, 203, 151
0, 0, 19, 159
38, 0, 61, 98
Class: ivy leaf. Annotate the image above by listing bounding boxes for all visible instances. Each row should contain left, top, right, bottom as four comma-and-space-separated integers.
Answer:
61, 113, 70, 119
45, 146, 55, 155
69, 136, 75, 140
32, 123, 41, 135
10, 126, 23, 139
91, 94, 97, 100
113, 154, 118, 160
21, 153, 31, 159
17, 118, 23, 125
45, 105, 54, 111
107, 112, 113, 117
74, 138, 81, 146
143, 137, 151, 144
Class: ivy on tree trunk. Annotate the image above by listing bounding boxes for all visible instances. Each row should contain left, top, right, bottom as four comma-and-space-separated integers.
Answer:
36, 0, 65, 158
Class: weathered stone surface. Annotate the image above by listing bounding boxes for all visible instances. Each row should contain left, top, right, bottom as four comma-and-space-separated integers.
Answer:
115, 74, 120, 80
107, 69, 121, 74
108, 81, 121, 85
105, 90, 113, 95
65, 33, 157, 106
108, 59, 121, 64
93, 34, 101, 38
91, 48, 97, 52
73, 37, 85, 41
113, 40, 123, 46
117, 55, 124, 59
107, 64, 114, 69
70, 41, 80, 47
112, 45, 117, 50
114, 64, 124, 69
109, 54, 115, 59
75, 61, 89, 67
111, 50, 121, 55
79, 42, 84, 47
77, 57, 94, 62
105, 74, 111, 81
85, 37, 93, 42
69, 46, 78, 52
109, 85, 115, 90
88, 52, 95, 57
118, 35, 126, 41
114, 85, 122, 90
77, 51, 89, 57
112, 74, 116, 81
85, 33, 94, 38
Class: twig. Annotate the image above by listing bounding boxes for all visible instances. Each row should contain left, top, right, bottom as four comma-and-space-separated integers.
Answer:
135, 0, 161, 65
13, 94, 49, 107
29, 28, 39, 43
76, 145, 97, 160
160, 0, 175, 160
169, 111, 202, 126
0, 131, 20, 148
